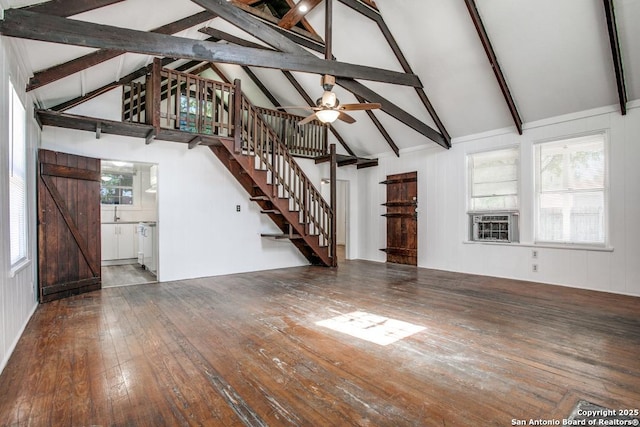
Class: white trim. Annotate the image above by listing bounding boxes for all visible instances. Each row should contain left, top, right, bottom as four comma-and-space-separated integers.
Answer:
462, 240, 614, 252
9, 258, 30, 278
0, 302, 37, 375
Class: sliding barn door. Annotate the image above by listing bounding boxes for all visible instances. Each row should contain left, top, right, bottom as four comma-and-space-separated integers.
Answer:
382, 172, 418, 265
38, 149, 102, 303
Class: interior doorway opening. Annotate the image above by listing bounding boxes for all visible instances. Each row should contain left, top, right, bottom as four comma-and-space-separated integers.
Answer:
99, 159, 159, 287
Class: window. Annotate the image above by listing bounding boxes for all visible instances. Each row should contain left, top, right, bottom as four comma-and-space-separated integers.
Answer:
468, 147, 519, 212
101, 161, 135, 205
9, 81, 28, 266
535, 133, 606, 245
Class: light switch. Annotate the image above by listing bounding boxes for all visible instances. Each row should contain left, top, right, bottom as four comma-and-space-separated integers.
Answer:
236, 205, 241, 212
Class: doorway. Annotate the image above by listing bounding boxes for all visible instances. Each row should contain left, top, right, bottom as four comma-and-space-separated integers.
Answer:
99, 159, 158, 287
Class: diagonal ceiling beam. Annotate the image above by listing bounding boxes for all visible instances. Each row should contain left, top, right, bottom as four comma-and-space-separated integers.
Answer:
198, 29, 282, 108
279, 0, 323, 30
338, 78, 448, 149
464, 0, 523, 135
27, 10, 217, 92
0, 9, 420, 87
22, 0, 125, 17
283, 0, 319, 37
354, 94, 399, 156
337, 0, 451, 147
198, 26, 273, 50
602, 0, 627, 115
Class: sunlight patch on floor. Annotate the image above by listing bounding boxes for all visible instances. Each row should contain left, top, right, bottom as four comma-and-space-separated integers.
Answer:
316, 311, 425, 346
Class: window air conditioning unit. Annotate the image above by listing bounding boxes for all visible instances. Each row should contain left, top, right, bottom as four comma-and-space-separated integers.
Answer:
469, 212, 519, 243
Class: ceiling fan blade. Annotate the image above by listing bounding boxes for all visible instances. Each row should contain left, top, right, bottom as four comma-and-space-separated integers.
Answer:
298, 112, 319, 126
337, 111, 356, 124
339, 102, 382, 111
276, 106, 319, 111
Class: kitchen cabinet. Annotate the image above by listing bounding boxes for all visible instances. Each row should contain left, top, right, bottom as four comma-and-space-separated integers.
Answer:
101, 223, 138, 262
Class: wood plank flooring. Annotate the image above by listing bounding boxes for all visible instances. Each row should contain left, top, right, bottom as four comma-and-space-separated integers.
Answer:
1, 260, 639, 426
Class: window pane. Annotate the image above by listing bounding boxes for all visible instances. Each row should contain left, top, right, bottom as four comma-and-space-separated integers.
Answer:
9, 82, 28, 265
469, 147, 519, 211
536, 133, 606, 244
100, 168, 135, 205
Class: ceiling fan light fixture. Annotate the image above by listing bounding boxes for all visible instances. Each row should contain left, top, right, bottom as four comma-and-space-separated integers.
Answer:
316, 109, 340, 123
299, 3, 309, 12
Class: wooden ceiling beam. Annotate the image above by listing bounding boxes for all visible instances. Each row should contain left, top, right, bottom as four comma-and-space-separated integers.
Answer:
0, 9, 420, 87
282, 0, 319, 37
27, 10, 216, 92
198, 26, 272, 50
337, 78, 447, 149
355, 94, 399, 156
278, 0, 323, 30
338, 0, 450, 147
464, 0, 523, 134
22, 0, 125, 17
603, 0, 627, 115
231, 0, 324, 43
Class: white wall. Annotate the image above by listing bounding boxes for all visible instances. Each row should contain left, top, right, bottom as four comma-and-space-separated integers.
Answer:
0, 34, 39, 373
358, 103, 640, 297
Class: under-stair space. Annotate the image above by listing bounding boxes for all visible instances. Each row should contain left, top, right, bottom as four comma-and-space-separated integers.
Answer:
123, 59, 337, 266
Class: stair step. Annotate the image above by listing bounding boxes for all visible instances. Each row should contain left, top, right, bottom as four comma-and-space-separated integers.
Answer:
260, 233, 302, 240
261, 209, 281, 215
249, 196, 270, 201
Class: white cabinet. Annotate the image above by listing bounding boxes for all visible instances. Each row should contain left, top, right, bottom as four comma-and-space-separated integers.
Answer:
101, 223, 138, 262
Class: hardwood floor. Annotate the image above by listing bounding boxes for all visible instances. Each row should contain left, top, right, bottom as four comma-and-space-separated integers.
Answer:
1, 260, 639, 426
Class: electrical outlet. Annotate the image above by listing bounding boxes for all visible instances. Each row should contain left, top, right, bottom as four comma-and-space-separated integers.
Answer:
532, 250, 538, 259
532, 264, 538, 273
236, 205, 241, 212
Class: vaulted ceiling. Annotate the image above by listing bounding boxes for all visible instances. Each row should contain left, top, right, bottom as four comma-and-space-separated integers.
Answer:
1, 0, 638, 157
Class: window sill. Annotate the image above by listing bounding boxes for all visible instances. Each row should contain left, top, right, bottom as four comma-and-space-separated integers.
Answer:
10, 258, 32, 278
463, 241, 614, 252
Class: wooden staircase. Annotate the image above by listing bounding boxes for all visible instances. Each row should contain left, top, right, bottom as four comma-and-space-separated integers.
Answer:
128, 60, 336, 266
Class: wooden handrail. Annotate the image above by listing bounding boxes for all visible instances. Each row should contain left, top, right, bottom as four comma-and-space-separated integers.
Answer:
239, 92, 334, 250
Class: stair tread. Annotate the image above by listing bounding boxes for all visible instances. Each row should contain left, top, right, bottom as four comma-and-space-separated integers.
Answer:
261, 209, 282, 214
260, 233, 303, 240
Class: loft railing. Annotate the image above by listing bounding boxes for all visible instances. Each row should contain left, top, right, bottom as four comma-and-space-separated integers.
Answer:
122, 60, 329, 158
256, 107, 327, 158
239, 94, 334, 254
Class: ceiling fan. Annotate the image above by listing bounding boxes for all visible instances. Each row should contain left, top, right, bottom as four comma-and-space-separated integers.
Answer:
278, 0, 381, 125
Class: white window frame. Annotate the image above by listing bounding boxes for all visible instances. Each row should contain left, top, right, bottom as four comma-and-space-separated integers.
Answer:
533, 132, 609, 247
467, 146, 520, 213
8, 79, 29, 269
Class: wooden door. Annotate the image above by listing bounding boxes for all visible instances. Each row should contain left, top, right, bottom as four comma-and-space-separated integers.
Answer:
382, 172, 417, 265
38, 149, 102, 303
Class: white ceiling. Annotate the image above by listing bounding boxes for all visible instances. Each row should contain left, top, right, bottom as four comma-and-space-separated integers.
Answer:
1, 0, 638, 157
